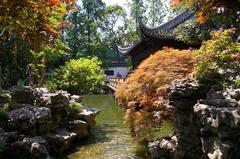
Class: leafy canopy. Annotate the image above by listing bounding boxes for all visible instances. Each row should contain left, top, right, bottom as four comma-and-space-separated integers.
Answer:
170, 0, 240, 29
57, 57, 105, 94
195, 28, 240, 84
115, 48, 195, 140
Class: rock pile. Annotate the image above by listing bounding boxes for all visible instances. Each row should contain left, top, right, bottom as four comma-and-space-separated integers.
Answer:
0, 86, 100, 159
194, 88, 240, 159
148, 77, 240, 159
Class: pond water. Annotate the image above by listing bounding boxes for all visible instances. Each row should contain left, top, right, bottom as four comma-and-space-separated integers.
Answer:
66, 95, 173, 159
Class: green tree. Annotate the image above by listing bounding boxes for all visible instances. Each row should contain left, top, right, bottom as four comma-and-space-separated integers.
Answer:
57, 57, 106, 94
0, 0, 74, 86
146, 0, 167, 27
195, 28, 240, 84
101, 5, 128, 59
124, 0, 168, 44
65, 0, 105, 58
170, 0, 240, 30
173, 18, 211, 45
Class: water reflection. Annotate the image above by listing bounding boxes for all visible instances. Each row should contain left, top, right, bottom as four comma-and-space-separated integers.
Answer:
66, 95, 172, 159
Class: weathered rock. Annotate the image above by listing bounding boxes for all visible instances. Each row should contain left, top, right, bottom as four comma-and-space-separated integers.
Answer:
150, 75, 240, 159
168, 77, 203, 157
218, 68, 237, 81
168, 77, 203, 110
77, 107, 100, 127
194, 103, 240, 137
194, 87, 240, 159
0, 87, 100, 159
11, 86, 41, 105
226, 88, 240, 101
11, 136, 48, 159
68, 120, 89, 138
0, 93, 11, 104
34, 88, 50, 96
30, 142, 48, 159
199, 99, 239, 108
46, 129, 77, 155
50, 92, 70, 108
148, 137, 177, 159
0, 130, 22, 146
201, 137, 240, 159
168, 77, 201, 99
207, 89, 225, 99
8, 105, 52, 134
36, 91, 70, 109
71, 95, 82, 103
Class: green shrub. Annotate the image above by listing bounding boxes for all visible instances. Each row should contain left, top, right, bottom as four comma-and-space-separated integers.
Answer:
0, 108, 8, 122
43, 79, 58, 92
69, 102, 83, 112
57, 57, 105, 94
67, 102, 84, 118
195, 28, 240, 83
234, 77, 240, 88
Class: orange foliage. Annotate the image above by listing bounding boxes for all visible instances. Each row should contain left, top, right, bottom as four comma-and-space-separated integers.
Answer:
170, 0, 240, 24
0, 0, 76, 40
48, 0, 61, 6
116, 48, 195, 109
115, 48, 195, 140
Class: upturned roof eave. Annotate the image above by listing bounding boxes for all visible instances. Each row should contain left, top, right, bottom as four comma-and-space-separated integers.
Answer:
118, 9, 195, 55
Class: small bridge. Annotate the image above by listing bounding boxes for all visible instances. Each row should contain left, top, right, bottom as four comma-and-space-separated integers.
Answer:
107, 78, 125, 91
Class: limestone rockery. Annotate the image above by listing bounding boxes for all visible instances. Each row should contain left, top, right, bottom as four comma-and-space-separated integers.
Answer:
0, 86, 100, 159
148, 77, 240, 159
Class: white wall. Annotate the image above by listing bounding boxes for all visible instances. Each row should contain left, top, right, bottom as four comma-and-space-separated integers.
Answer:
104, 67, 129, 82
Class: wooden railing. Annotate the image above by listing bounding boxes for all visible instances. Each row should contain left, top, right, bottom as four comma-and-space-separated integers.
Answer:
107, 77, 125, 91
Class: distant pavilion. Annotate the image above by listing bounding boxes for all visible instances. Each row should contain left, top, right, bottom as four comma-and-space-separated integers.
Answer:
118, 10, 199, 68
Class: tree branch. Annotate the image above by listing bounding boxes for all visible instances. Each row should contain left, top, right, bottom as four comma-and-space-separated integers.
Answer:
0, 28, 6, 37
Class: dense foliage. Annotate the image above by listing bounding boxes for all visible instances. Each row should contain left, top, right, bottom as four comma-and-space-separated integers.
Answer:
0, 0, 75, 87
195, 28, 240, 85
115, 48, 195, 139
56, 57, 105, 94
173, 19, 211, 45
170, 0, 240, 30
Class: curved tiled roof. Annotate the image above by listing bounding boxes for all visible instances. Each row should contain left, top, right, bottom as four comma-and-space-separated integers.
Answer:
119, 9, 195, 55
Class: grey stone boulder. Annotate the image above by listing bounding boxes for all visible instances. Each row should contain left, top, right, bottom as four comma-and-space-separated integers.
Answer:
50, 91, 70, 108
68, 120, 89, 139
11, 86, 41, 105
77, 107, 100, 127
0, 93, 11, 105
8, 103, 33, 110
148, 137, 177, 159
8, 105, 52, 134
34, 88, 50, 96
225, 88, 240, 101
46, 129, 77, 155
199, 99, 239, 108
207, 89, 225, 99
168, 77, 200, 99
194, 103, 240, 137
194, 88, 240, 159
218, 68, 237, 81
168, 77, 203, 109
201, 137, 240, 159
37, 91, 70, 109
11, 136, 48, 159
71, 95, 82, 103
0, 129, 22, 146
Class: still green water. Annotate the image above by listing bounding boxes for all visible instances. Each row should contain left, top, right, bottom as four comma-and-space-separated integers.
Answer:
66, 95, 172, 159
